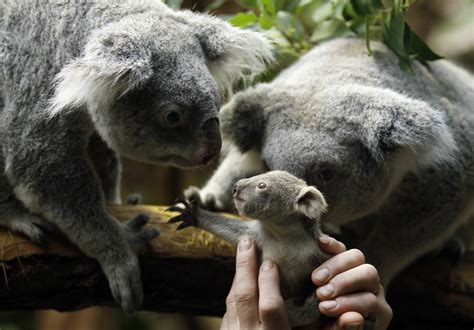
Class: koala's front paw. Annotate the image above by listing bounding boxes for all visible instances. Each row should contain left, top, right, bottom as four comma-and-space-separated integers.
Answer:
122, 214, 160, 251
167, 199, 199, 230
184, 186, 226, 211
102, 253, 143, 313
102, 214, 160, 313
8, 214, 56, 245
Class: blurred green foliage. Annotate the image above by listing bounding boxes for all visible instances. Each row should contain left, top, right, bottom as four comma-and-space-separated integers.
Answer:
164, 0, 444, 75
228, 0, 442, 74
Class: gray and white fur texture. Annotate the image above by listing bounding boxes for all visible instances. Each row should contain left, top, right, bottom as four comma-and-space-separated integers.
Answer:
186, 38, 474, 287
170, 170, 330, 327
0, 0, 273, 312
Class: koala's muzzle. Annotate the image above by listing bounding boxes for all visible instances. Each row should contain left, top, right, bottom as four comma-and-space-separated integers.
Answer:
197, 117, 222, 164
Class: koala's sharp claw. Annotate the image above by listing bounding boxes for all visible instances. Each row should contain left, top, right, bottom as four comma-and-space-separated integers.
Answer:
168, 215, 183, 224
176, 221, 193, 230
174, 197, 189, 207
166, 206, 185, 212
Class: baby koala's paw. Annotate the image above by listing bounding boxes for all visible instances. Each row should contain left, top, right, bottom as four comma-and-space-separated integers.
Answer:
8, 214, 56, 246
167, 199, 199, 230
184, 186, 226, 211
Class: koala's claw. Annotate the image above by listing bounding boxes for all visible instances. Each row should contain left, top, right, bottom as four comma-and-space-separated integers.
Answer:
183, 186, 225, 211
9, 215, 56, 246
168, 199, 199, 230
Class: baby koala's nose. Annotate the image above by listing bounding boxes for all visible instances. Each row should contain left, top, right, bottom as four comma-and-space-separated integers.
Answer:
232, 184, 240, 197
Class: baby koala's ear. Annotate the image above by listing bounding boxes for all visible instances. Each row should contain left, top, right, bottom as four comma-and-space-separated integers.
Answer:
295, 186, 328, 220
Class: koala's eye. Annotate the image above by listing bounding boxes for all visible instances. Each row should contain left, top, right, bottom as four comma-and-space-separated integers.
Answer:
160, 104, 182, 127
165, 111, 180, 124
257, 182, 267, 190
318, 168, 336, 183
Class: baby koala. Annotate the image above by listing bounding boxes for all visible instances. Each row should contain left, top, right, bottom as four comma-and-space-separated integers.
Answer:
169, 170, 330, 327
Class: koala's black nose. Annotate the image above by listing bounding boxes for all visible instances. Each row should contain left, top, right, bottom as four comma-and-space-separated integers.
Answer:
199, 117, 222, 163
233, 184, 240, 197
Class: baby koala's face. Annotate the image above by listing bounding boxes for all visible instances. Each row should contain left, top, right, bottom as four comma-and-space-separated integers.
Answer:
232, 170, 327, 221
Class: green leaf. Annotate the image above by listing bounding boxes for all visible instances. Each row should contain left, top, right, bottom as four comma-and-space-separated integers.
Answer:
276, 11, 305, 42
310, 19, 352, 43
259, 13, 274, 29
229, 12, 258, 28
403, 23, 443, 61
311, 2, 333, 23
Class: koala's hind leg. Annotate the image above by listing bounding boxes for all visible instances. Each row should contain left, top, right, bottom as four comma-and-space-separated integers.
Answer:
185, 145, 267, 210
88, 133, 121, 204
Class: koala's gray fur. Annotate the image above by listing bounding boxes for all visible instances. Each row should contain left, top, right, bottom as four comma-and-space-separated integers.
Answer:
189, 38, 474, 286
172, 170, 330, 327
0, 0, 272, 312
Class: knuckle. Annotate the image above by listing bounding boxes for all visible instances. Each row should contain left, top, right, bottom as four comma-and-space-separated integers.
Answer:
259, 297, 283, 315
365, 293, 378, 312
348, 249, 366, 264
363, 264, 380, 282
225, 294, 236, 306
235, 257, 250, 269
234, 290, 255, 304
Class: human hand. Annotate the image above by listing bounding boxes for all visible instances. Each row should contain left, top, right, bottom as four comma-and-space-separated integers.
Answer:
221, 238, 291, 330
312, 235, 393, 330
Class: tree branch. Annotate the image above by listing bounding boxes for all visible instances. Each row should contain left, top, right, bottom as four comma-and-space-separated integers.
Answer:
0, 204, 473, 327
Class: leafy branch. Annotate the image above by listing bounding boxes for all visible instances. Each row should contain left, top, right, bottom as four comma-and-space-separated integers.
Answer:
227, 0, 442, 74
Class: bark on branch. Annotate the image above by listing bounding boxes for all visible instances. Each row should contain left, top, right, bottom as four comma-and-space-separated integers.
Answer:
0, 204, 473, 327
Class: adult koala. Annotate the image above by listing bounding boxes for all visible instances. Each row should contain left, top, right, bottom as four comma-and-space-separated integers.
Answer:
0, 0, 272, 312
187, 38, 474, 286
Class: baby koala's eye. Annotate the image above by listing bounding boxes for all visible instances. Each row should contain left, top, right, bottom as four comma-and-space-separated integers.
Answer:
257, 182, 267, 190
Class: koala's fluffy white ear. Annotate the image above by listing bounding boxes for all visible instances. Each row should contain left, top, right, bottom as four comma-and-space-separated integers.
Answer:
295, 186, 328, 220
175, 11, 274, 100
48, 22, 153, 117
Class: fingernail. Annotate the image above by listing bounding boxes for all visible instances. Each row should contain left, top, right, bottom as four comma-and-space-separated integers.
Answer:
239, 239, 251, 251
318, 284, 334, 298
261, 260, 273, 271
319, 300, 338, 310
314, 268, 330, 282
344, 323, 363, 330
319, 236, 330, 244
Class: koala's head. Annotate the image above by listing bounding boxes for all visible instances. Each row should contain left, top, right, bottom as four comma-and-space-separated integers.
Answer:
222, 84, 457, 224
49, 4, 273, 167
232, 170, 327, 222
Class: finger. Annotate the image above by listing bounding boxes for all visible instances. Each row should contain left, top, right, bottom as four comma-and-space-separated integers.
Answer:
225, 277, 239, 329
234, 238, 259, 328
318, 235, 346, 255
316, 264, 380, 301
318, 292, 378, 318
137, 227, 160, 244
376, 285, 393, 330
312, 249, 366, 286
220, 314, 228, 330
333, 311, 365, 330
258, 260, 291, 329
